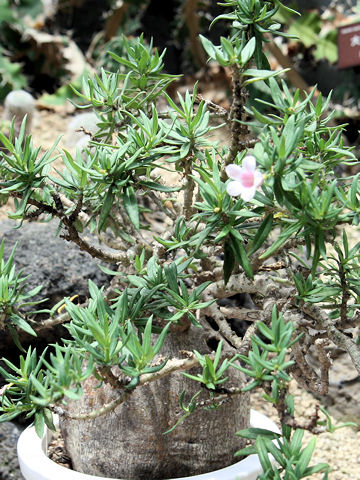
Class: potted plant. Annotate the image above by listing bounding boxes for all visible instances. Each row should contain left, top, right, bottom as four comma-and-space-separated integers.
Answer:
0, 1, 358, 479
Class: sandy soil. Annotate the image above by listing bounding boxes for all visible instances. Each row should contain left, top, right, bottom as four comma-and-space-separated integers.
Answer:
252, 382, 360, 480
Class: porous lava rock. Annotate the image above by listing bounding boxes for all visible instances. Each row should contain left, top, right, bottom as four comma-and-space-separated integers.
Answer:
0, 219, 112, 350
0, 422, 22, 480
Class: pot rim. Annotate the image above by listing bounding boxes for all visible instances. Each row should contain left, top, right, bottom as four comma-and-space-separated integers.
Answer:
17, 409, 280, 480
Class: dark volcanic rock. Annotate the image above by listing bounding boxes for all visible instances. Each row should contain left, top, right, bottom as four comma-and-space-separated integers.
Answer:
0, 220, 110, 310
0, 221, 113, 479
0, 220, 112, 351
0, 422, 22, 480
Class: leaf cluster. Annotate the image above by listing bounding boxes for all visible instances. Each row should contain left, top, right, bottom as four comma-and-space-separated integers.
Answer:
0, 240, 46, 344
182, 340, 235, 390
236, 425, 329, 479
233, 306, 301, 402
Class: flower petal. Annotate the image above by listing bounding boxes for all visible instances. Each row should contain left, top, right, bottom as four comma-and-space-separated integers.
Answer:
226, 181, 244, 197
242, 155, 256, 171
226, 164, 243, 181
253, 170, 264, 188
239, 169, 254, 188
241, 187, 256, 202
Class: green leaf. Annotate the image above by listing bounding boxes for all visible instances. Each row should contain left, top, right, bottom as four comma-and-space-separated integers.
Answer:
230, 235, 253, 279
43, 408, 56, 431
256, 436, 273, 471
242, 68, 289, 85
182, 372, 204, 383
153, 322, 171, 356
288, 12, 320, 48
123, 186, 140, 230
249, 214, 274, 255
0, 131, 16, 154
223, 238, 235, 284
10, 315, 36, 336
34, 411, 45, 438
234, 445, 258, 457
263, 440, 286, 468
295, 438, 316, 476
142, 316, 153, 357
236, 428, 281, 440
350, 173, 359, 206
213, 340, 223, 369
64, 389, 82, 400
290, 428, 304, 454
259, 222, 301, 260
163, 411, 191, 435
139, 181, 181, 193
199, 35, 215, 56
303, 463, 329, 476
164, 263, 179, 294
98, 186, 114, 232
240, 37, 256, 65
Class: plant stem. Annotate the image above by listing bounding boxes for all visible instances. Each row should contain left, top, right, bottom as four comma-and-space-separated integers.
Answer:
303, 303, 360, 375
224, 67, 251, 170
183, 157, 195, 219
10, 191, 132, 264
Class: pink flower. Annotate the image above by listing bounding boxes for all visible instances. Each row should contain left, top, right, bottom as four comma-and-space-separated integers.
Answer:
225, 156, 264, 201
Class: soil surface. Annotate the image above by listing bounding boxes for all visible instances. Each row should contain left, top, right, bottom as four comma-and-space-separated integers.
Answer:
252, 383, 360, 480
1, 101, 360, 479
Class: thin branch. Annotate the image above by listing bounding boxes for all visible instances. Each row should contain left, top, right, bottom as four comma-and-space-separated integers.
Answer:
34, 280, 126, 333
10, 192, 58, 216
203, 272, 266, 300
10, 191, 130, 263
219, 306, 260, 322
112, 209, 150, 249
35, 310, 71, 331
147, 190, 178, 221
203, 302, 246, 349
224, 67, 251, 169
195, 94, 228, 118
60, 221, 132, 265
182, 157, 196, 220
69, 194, 84, 223
59, 194, 91, 225
264, 383, 324, 434
251, 236, 306, 273
339, 263, 350, 324
258, 261, 286, 272
302, 303, 360, 375
197, 386, 244, 408
290, 340, 329, 395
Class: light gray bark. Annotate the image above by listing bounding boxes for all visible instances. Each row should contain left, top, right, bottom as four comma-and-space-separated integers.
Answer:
60, 324, 250, 479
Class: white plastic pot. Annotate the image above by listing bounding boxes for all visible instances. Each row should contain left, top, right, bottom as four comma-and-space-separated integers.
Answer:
18, 409, 280, 480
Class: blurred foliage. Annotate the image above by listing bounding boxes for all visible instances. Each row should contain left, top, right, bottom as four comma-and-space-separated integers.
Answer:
287, 12, 338, 63
276, 5, 338, 64
0, 0, 71, 100
1, 0, 360, 113
0, 0, 36, 99
0, 46, 27, 99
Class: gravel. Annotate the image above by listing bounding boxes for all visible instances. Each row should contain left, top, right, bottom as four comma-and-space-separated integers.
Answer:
251, 381, 360, 479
